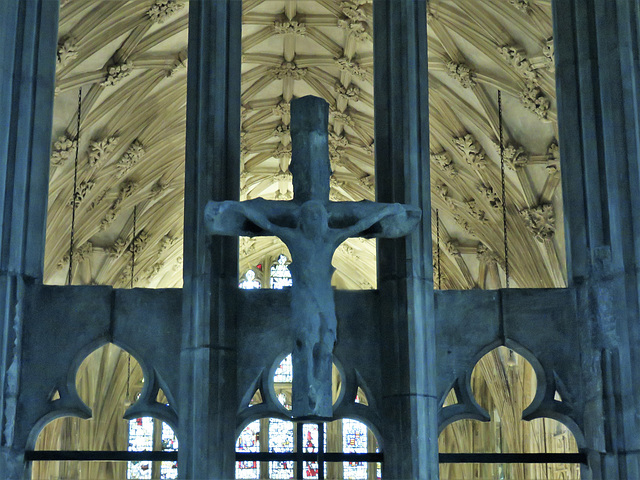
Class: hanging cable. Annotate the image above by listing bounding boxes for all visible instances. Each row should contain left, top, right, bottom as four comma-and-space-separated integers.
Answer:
498, 90, 510, 288
67, 88, 82, 286
126, 352, 131, 405
436, 209, 441, 290
130, 205, 137, 289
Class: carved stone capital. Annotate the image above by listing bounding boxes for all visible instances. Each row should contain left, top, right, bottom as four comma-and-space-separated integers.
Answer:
520, 204, 555, 241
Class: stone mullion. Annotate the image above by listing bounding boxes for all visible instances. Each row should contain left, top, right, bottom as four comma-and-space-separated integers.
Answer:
554, 0, 640, 477
0, 0, 59, 477
179, 0, 242, 478
374, 0, 437, 479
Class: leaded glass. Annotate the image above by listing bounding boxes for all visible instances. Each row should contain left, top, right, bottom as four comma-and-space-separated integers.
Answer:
270, 254, 292, 289
239, 269, 261, 289
269, 418, 294, 478
127, 417, 153, 479
160, 423, 178, 479
236, 420, 260, 479
343, 418, 367, 480
274, 354, 292, 382
303, 424, 323, 479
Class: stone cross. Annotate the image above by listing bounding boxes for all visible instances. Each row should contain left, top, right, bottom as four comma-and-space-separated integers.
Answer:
205, 96, 421, 419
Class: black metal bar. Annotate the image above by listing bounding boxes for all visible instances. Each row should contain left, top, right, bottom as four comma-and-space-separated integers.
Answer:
26, 451, 177, 462
439, 453, 587, 464
236, 452, 384, 462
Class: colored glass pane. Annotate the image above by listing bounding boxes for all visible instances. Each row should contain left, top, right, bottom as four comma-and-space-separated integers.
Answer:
236, 420, 260, 479
274, 354, 293, 383
343, 418, 368, 479
239, 270, 261, 289
269, 418, 294, 478
160, 423, 178, 479
270, 254, 292, 289
127, 417, 154, 479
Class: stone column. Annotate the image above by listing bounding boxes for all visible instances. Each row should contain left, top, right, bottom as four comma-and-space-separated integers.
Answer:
554, 0, 640, 478
0, 0, 59, 477
179, 1, 242, 478
373, 1, 438, 478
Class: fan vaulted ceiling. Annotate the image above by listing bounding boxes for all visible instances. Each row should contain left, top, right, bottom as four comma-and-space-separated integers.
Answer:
45, 0, 564, 290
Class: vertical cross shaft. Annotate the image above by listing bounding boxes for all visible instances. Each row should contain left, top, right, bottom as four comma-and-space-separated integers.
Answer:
289, 96, 332, 203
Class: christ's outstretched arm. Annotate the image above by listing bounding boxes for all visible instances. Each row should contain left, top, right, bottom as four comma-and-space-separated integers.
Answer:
204, 200, 293, 239
333, 203, 421, 244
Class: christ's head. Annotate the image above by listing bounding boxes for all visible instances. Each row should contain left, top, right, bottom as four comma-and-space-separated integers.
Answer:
299, 200, 328, 237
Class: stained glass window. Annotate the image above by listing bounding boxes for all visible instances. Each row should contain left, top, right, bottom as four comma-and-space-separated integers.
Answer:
274, 354, 293, 410
239, 269, 261, 289
303, 423, 326, 479
160, 423, 179, 479
342, 418, 368, 480
127, 417, 154, 479
127, 418, 178, 479
235, 418, 380, 479
270, 254, 292, 289
236, 420, 260, 479
269, 419, 294, 478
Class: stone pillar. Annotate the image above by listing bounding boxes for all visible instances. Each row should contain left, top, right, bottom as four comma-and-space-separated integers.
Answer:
554, 0, 640, 478
0, 0, 59, 477
179, 1, 242, 478
373, 1, 438, 478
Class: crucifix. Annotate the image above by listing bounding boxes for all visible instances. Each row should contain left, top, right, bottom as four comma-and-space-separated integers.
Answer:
205, 96, 421, 419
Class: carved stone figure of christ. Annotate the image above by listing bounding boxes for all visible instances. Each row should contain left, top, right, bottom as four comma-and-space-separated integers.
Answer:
205, 96, 421, 419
